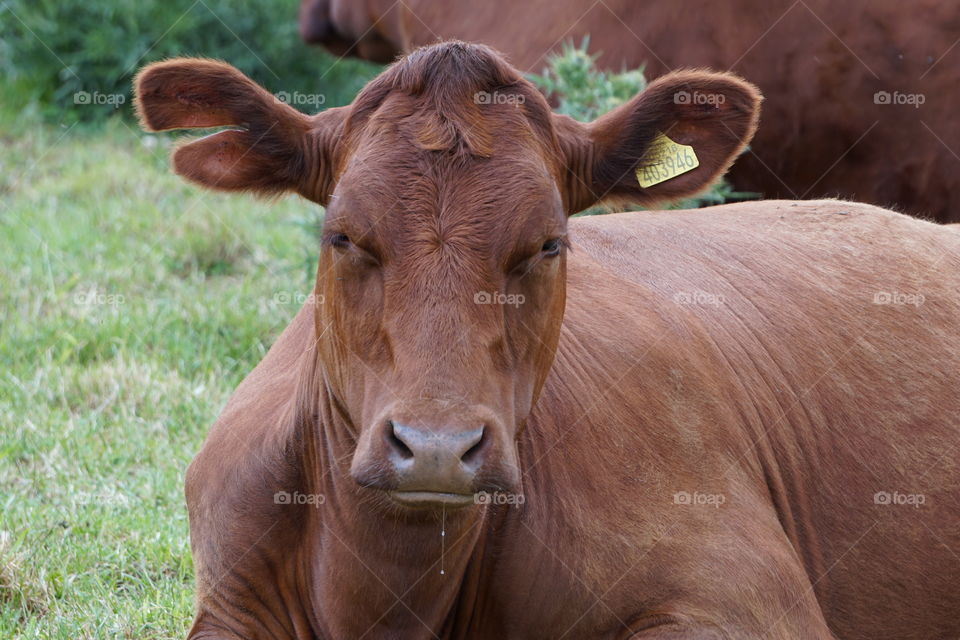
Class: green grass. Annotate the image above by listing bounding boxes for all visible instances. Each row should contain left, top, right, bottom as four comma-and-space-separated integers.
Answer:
0, 106, 322, 638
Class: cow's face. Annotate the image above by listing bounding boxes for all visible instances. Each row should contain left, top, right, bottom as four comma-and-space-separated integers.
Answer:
135, 43, 760, 510
316, 107, 568, 506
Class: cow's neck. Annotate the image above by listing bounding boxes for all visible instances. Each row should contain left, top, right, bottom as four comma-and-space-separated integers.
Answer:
299, 368, 491, 638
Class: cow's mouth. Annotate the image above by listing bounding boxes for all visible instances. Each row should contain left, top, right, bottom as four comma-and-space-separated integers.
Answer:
388, 490, 476, 509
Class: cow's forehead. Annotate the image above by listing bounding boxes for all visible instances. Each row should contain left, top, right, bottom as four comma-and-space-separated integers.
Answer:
329, 135, 563, 233
330, 177, 562, 262
350, 92, 550, 157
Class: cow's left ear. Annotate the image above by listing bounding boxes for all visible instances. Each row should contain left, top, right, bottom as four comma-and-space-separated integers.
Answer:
134, 58, 345, 205
554, 70, 761, 214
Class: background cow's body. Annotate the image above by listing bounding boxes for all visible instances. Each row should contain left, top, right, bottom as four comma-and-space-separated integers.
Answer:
301, 0, 960, 222
187, 200, 960, 639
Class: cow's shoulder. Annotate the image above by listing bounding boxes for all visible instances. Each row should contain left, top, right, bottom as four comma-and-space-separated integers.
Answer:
558, 199, 960, 439
184, 302, 314, 576
183, 304, 317, 638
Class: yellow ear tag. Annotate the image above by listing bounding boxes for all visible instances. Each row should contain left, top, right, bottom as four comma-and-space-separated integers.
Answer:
635, 132, 700, 188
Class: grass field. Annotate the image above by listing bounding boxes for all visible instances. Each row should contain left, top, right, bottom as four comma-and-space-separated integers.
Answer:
0, 104, 321, 638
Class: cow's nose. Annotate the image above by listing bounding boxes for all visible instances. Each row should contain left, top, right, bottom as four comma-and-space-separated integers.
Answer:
385, 421, 487, 494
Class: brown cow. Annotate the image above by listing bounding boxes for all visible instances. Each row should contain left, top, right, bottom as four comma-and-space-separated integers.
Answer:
135, 43, 960, 639
299, 0, 960, 223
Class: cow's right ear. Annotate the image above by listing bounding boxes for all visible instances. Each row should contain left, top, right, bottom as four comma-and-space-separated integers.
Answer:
134, 58, 345, 205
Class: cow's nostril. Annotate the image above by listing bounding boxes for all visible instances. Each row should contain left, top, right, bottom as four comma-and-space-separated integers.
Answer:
386, 421, 414, 459
460, 426, 487, 465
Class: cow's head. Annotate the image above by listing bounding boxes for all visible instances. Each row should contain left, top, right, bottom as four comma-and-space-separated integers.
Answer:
135, 43, 759, 510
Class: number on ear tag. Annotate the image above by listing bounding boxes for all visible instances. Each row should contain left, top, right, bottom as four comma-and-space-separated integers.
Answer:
636, 133, 700, 188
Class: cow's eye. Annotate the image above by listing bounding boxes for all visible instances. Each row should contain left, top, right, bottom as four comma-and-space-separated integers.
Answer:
328, 233, 352, 250
541, 238, 563, 257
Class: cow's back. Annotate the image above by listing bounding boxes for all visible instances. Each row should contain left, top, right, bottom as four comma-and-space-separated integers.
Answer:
552, 199, 960, 637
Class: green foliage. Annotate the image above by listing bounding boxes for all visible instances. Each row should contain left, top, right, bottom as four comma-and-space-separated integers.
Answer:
530, 38, 647, 122
530, 39, 756, 212
0, 0, 382, 123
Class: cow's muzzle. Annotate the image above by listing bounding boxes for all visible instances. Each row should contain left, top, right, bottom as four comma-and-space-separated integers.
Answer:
351, 412, 520, 509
